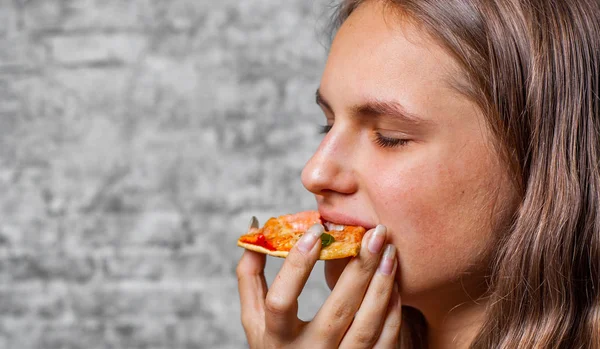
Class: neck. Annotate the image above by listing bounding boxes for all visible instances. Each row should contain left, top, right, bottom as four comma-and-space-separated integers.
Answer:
403, 277, 490, 349
425, 299, 486, 349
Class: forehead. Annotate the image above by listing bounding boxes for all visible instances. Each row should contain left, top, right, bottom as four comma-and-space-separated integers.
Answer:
320, 1, 466, 120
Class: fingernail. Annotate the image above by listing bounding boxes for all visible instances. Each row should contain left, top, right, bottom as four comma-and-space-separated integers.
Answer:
248, 216, 259, 230
368, 224, 386, 254
297, 223, 324, 254
378, 244, 396, 275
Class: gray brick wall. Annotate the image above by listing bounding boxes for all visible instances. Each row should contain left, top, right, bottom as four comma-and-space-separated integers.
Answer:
0, 1, 332, 348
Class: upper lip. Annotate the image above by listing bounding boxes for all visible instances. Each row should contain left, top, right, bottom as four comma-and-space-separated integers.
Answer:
318, 209, 376, 230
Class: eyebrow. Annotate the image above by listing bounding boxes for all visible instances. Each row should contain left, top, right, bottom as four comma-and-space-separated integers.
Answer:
315, 89, 431, 126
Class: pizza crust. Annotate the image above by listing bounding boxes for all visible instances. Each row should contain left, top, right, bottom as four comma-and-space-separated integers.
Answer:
237, 240, 290, 258
237, 240, 361, 260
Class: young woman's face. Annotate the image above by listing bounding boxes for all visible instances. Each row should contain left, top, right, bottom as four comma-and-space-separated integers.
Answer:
301, 1, 519, 311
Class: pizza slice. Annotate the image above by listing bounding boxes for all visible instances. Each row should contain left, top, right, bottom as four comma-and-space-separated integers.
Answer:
237, 210, 366, 260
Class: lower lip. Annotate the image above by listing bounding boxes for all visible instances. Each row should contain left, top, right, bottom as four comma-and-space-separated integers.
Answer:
318, 209, 374, 229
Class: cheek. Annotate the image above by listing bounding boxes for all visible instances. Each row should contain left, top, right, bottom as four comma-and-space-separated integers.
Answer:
373, 161, 459, 232
374, 143, 501, 239
371, 148, 508, 288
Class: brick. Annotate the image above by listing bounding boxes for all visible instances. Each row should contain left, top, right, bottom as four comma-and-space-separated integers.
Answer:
176, 318, 233, 349
0, 290, 28, 317
237, 78, 279, 116
223, 2, 327, 66
63, 213, 138, 249
107, 320, 177, 348
0, 284, 67, 319
128, 210, 192, 248
0, 171, 48, 237
281, 76, 324, 115
12, 216, 65, 251
17, 0, 67, 32
70, 285, 213, 320
102, 250, 165, 281
263, 123, 321, 154
38, 321, 107, 349
102, 249, 225, 281
48, 34, 147, 66
68, 286, 108, 318
60, 0, 151, 31
0, 37, 47, 74
49, 67, 130, 109
18, 0, 151, 32
133, 56, 199, 102
0, 251, 96, 284
0, 319, 41, 349
0, 224, 21, 248
56, 0, 239, 33
0, 2, 17, 38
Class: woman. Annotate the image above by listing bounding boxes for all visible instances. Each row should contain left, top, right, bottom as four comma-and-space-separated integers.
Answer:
237, 0, 600, 347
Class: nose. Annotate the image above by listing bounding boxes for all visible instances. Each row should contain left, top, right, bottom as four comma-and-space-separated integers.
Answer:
301, 126, 358, 196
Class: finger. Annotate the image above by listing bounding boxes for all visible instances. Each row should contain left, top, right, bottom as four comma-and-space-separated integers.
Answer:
339, 244, 397, 348
237, 249, 268, 337
309, 224, 388, 345
264, 223, 324, 339
373, 281, 402, 349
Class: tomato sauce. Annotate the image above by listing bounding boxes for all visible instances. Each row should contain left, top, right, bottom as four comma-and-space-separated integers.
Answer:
255, 234, 276, 251
242, 233, 276, 251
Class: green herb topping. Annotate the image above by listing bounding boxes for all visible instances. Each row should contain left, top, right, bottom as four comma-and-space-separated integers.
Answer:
321, 233, 335, 248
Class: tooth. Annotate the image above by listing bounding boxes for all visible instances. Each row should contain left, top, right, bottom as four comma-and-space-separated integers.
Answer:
324, 222, 344, 231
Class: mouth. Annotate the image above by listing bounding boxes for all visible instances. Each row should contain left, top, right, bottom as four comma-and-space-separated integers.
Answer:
319, 210, 375, 230
322, 221, 346, 232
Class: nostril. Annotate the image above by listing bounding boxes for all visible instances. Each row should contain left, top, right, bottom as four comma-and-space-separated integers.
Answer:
301, 137, 358, 195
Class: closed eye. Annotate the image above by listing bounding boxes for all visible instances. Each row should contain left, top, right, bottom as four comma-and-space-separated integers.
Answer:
374, 132, 410, 148
319, 124, 409, 148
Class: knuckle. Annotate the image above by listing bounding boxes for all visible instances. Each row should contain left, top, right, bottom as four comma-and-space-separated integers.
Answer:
236, 261, 246, 280
240, 311, 254, 331
262, 338, 287, 349
373, 281, 391, 299
241, 316, 264, 347
385, 317, 402, 332
241, 319, 254, 339
331, 300, 357, 322
358, 256, 379, 276
264, 293, 291, 316
353, 328, 378, 347
236, 257, 254, 280
312, 326, 338, 345
385, 309, 403, 330
286, 252, 312, 270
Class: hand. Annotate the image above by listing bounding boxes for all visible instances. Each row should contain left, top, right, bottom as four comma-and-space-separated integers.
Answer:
237, 223, 402, 348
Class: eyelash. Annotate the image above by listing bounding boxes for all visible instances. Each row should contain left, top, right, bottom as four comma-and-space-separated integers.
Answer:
374, 133, 409, 148
318, 125, 409, 148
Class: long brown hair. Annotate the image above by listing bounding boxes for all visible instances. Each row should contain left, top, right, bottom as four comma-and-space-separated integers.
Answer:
328, 0, 600, 347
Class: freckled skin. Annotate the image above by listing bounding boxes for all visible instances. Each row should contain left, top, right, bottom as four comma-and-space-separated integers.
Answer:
301, 1, 519, 323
